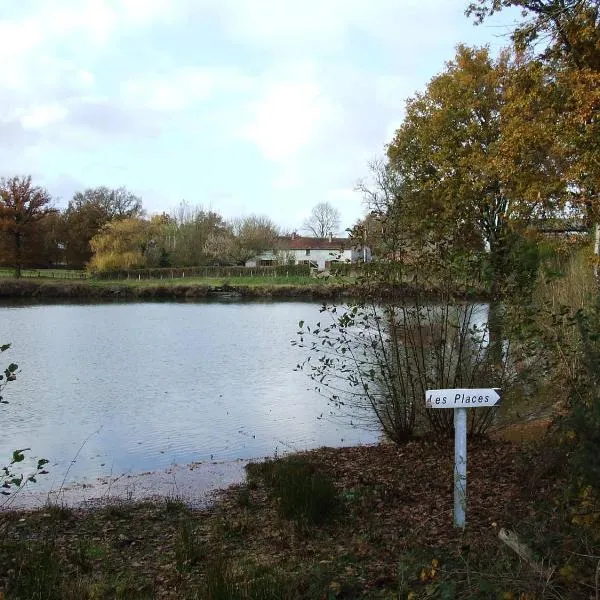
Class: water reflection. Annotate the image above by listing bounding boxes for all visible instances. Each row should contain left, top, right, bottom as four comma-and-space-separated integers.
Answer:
0, 301, 379, 496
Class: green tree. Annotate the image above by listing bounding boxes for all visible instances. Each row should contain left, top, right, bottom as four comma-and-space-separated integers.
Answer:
0, 176, 55, 277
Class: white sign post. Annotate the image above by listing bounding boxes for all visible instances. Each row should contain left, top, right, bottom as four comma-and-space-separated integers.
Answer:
425, 388, 501, 529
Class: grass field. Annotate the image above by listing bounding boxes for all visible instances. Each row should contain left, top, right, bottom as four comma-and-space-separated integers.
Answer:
0, 268, 349, 287
88, 275, 337, 287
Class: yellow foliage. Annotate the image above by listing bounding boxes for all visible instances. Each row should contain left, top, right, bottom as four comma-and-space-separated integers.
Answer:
558, 564, 576, 584
88, 218, 153, 271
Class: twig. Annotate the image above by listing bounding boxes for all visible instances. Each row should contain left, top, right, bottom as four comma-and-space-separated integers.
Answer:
498, 528, 555, 579
55, 426, 103, 504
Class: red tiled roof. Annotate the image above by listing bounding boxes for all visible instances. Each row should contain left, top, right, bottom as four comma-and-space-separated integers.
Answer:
275, 235, 353, 250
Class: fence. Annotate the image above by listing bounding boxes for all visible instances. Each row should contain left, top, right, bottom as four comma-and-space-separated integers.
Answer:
0, 269, 89, 279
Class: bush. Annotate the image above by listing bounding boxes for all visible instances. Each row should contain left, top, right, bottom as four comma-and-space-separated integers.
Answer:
246, 457, 338, 525
89, 264, 311, 280
295, 288, 510, 442
560, 297, 600, 491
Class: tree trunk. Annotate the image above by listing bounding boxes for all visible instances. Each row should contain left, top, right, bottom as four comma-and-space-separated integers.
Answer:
14, 232, 22, 278
595, 223, 599, 283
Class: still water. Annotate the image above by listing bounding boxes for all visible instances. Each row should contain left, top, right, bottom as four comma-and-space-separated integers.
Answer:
0, 300, 379, 501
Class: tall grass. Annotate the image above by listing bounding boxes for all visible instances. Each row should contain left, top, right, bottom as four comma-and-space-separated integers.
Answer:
201, 562, 290, 600
246, 456, 338, 525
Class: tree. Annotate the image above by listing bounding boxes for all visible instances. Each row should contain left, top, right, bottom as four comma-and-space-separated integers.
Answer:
353, 158, 415, 260
0, 176, 55, 277
386, 45, 555, 298
88, 218, 153, 271
72, 186, 143, 220
302, 202, 341, 238
231, 215, 279, 263
467, 0, 600, 249
169, 202, 233, 266
60, 186, 144, 268
467, 1, 600, 69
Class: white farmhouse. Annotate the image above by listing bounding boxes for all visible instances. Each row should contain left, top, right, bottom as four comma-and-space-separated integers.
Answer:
245, 233, 372, 271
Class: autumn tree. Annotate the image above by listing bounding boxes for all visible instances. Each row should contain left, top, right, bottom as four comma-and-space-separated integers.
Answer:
169, 202, 233, 266
88, 218, 153, 271
231, 215, 279, 263
73, 186, 143, 220
61, 186, 144, 267
0, 176, 55, 277
302, 202, 341, 237
387, 45, 555, 298
467, 0, 600, 225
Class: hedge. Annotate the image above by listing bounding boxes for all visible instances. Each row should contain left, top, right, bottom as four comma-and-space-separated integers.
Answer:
90, 264, 312, 280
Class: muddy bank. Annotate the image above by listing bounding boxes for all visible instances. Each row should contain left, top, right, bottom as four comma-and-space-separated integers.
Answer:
0, 279, 351, 300
2, 459, 248, 511
0, 279, 488, 302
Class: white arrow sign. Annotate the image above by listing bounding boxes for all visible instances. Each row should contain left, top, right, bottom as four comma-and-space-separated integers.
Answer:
425, 388, 501, 409
424, 387, 502, 530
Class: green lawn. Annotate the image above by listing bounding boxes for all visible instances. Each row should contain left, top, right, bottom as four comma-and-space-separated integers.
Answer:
88, 275, 345, 287
0, 270, 352, 287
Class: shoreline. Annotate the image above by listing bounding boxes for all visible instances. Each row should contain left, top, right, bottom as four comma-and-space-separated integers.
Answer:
0, 438, 574, 598
1, 459, 250, 512
0, 278, 489, 302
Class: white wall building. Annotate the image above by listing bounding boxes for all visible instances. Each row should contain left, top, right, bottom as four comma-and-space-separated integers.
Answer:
245, 234, 372, 271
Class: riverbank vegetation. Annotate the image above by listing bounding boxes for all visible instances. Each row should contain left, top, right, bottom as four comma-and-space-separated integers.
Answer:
0, 439, 587, 599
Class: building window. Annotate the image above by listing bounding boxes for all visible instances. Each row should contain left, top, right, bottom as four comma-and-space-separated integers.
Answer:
305, 249, 310, 256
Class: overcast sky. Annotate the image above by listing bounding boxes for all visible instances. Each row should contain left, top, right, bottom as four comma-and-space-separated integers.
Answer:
0, 0, 518, 232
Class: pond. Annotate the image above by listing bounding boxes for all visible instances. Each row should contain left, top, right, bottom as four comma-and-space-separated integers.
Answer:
0, 300, 380, 507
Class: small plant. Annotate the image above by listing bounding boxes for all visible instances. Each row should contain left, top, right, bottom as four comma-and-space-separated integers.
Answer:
0, 343, 49, 502
236, 486, 251, 508
248, 457, 338, 525
175, 518, 205, 572
164, 494, 188, 514
66, 539, 105, 573
46, 500, 73, 516
8, 540, 62, 600
201, 561, 291, 600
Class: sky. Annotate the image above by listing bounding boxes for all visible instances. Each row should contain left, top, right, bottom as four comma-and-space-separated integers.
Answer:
0, 0, 519, 233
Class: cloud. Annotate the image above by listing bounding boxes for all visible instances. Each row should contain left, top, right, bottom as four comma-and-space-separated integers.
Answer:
238, 62, 336, 163
0, 0, 520, 232
20, 104, 69, 130
65, 100, 161, 137
122, 67, 252, 112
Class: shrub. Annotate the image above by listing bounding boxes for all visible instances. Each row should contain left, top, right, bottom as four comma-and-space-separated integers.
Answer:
560, 297, 600, 491
295, 287, 510, 441
247, 457, 338, 525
